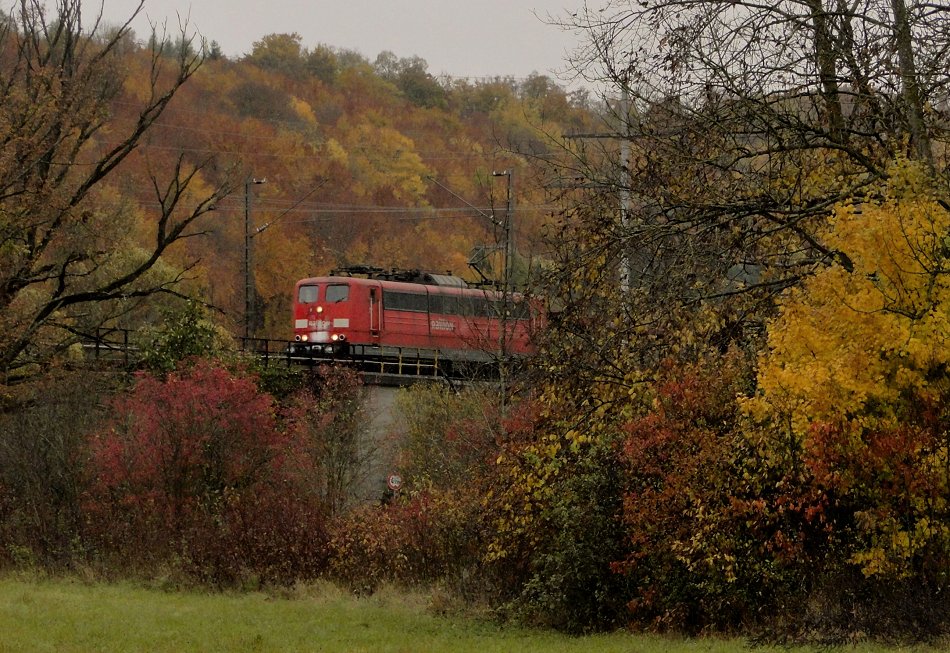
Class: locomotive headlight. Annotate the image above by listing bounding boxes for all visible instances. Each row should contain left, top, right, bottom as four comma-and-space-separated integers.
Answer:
331, 333, 340, 341
301, 335, 309, 342
316, 306, 324, 313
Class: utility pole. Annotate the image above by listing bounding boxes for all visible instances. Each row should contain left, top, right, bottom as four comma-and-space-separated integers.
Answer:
241, 178, 324, 344
491, 169, 514, 416
243, 177, 266, 341
619, 84, 633, 294
562, 82, 635, 294
492, 169, 514, 296
426, 172, 516, 413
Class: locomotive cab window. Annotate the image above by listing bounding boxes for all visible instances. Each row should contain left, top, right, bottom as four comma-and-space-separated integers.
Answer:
326, 284, 349, 303
298, 285, 319, 304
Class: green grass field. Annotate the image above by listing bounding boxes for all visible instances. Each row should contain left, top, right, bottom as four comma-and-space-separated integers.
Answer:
0, 575, 941, 653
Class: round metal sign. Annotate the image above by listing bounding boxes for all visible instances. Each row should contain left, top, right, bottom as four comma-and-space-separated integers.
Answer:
387, 474, 403, 491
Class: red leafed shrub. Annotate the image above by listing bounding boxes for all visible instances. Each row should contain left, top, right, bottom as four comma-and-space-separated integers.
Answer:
779, 417, 950, 640
800, 419, 943, 532
615, 353, 761, 632
85, 361, 329, 585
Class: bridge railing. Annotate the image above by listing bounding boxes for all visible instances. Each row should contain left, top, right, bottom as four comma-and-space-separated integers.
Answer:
78, 331, 466, 384
80, 328, 134, 366
240, 337, 445, 378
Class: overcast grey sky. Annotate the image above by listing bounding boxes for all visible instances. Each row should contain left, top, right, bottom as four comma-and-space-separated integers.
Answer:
84, 1, 587, 84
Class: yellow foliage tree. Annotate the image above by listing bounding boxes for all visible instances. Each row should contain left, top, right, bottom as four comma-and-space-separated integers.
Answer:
748, 159, 950, 433
746, 159, 950, 578
339, 115, 432, 203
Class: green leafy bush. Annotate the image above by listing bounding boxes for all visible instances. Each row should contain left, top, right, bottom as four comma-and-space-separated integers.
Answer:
395, 383, 499, 491
136, 301, 232, 374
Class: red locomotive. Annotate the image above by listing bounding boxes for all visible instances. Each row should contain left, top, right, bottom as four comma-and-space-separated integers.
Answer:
290, 267, 539, 371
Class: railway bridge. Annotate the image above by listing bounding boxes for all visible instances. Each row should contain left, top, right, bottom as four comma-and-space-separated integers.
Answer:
81, 329, 498, 388
81, 329, 499, 502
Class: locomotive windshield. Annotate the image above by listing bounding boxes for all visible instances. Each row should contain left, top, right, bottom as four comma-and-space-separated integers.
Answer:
298, 285, 318, 303
326, 284, 349, 302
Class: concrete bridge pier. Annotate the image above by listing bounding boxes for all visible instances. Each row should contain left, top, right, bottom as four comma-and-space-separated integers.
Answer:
354, 384, 407, 503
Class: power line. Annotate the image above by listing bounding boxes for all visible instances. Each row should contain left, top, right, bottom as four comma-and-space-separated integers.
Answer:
139, 199, 557, 215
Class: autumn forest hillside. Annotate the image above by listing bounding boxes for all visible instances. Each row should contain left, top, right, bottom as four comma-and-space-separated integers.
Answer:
106, 31, 595, 339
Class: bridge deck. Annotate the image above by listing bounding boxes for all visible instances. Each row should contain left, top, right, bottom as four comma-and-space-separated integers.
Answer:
80, 331, 501, 386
